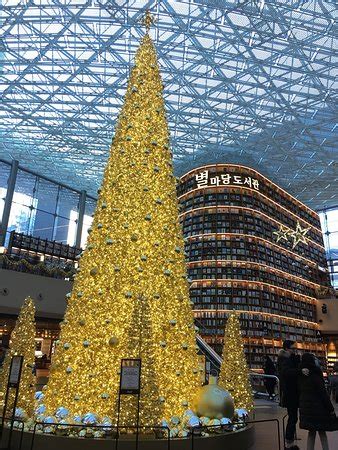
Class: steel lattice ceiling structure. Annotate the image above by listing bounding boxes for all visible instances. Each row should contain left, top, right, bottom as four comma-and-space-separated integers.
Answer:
0, 0, 337, 210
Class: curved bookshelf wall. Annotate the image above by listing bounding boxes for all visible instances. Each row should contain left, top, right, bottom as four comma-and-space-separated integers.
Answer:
178, 164, 331, 368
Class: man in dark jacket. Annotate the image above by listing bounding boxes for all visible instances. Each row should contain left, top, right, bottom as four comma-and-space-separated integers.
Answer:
277, 340, 309, 450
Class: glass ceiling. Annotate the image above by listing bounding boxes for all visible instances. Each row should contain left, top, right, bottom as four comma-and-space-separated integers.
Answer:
0, 0, 337, 210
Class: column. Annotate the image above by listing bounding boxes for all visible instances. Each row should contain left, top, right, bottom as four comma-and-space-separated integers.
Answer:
75, 190, 86, 248
0, 160, 19, 246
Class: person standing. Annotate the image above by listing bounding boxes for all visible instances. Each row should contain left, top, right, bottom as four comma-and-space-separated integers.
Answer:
299, 352, 337, 450
264, 355, 277, 400
278, 340, 308, 450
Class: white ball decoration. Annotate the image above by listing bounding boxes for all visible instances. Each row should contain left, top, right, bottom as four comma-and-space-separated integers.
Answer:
183, 409, 194, 418
35, 405, 46, 415
83, 413, 98, 425
170, 416, 180, 426
55, 407, 69, 419
178, 430, 188, 438
14, 408, 26, 420
220, 417, 231, 425
101, 418, 112, 431
236, 408, 248, 419
161, 419, 169, 428
43, 416, 56, 424
94, 430, 104, 439
200, 417, 210, 426
83, 340, 90, 348
187, 416, 200, 428
66, 367, 72, 374
170, 428, 179, 438
63, 343, 71, 350
35, 391, 44, 401
78, 429, 86, 438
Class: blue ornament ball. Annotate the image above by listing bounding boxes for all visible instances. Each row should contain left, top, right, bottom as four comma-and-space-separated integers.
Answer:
55, 407, 69, 419
43, 416, 56, 424
82, 413, 98, 425
35, 405, 46, 415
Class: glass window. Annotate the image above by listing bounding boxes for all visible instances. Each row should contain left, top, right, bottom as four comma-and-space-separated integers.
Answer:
53, 216, 77, 246
327, 210, 338, 233
328, 232, 338, 252
34, 178, 59, 214
32, 210, 55, 241
7, 203, 35, 235
0, 161, 11, 219
57, 187, 79, 219
12, 169, 36, 207
81, 197, 96, 248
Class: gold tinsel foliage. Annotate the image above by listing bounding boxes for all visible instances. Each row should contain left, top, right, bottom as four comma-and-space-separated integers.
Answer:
0, 297, 36, 417
218, 311, 253, 411
43, 22, 201, 423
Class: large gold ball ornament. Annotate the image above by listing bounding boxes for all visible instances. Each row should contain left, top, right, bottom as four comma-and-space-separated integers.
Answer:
193, 379, 234, 420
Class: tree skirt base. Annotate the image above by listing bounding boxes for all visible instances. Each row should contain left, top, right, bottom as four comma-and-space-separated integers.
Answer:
1, 425, 254, 450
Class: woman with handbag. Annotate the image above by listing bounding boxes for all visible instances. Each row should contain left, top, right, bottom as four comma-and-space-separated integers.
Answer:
299, 352, 338, 450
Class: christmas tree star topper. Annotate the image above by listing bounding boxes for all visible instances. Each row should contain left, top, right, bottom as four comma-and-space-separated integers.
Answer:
142, 9, 156, 32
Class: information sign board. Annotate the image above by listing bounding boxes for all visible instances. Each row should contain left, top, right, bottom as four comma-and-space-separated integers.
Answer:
120, 359, 141, 394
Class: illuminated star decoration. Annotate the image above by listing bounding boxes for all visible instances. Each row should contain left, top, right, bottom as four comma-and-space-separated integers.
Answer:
273, 224, 290, 243
142, 9, 156, 32
290, 221, 310, 249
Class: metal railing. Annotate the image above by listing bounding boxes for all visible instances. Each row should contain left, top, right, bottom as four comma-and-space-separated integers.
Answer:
9, 414, 287, 450
250, 372, 280, 401
0, 416, 25, 450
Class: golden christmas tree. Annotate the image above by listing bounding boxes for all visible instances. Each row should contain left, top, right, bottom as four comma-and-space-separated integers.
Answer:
0, 297, 36, 417
43, 12, 201, 423
219, 311, 253, 411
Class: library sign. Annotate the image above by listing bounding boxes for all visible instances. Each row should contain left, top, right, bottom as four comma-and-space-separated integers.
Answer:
195, 169, 260, 191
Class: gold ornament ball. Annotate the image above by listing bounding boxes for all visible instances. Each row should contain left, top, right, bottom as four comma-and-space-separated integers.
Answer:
193, 379, 234, 420
109, 336, 119, 347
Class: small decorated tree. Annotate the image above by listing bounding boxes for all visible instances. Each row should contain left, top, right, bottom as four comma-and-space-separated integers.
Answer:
0, 297, 36, 417
219, 311, 253, 411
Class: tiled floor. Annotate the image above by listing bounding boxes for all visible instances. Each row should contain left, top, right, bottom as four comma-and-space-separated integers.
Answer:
251, 399, 338, 450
